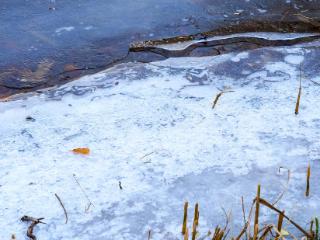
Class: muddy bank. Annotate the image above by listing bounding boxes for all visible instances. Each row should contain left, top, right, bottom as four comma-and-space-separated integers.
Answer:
1, 0, 320, 98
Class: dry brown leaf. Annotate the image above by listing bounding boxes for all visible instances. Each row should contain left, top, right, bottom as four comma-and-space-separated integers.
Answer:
72, 147, 90, 155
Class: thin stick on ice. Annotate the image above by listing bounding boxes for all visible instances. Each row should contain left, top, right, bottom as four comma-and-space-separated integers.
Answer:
54, 193, 68, 224
73, 174, 95, 212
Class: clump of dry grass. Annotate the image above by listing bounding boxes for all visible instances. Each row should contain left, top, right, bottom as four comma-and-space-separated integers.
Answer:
181, 180, 316, 240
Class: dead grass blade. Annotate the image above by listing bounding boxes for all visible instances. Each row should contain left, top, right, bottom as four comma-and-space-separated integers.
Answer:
272, 168, 291, 206
221, 207, 232, 232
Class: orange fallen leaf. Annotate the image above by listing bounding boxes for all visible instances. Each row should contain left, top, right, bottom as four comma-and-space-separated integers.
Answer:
72, 147, 90, 155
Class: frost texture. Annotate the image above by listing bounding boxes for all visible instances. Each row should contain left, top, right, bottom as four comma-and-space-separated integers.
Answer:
1, 38, 320, 239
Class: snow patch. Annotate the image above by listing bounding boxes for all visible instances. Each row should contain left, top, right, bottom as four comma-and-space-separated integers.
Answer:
231, 52, 249, 62
284, 54, 304, 65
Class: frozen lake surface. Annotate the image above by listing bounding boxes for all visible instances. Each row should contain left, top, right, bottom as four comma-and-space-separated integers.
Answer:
1, 33, 320, 239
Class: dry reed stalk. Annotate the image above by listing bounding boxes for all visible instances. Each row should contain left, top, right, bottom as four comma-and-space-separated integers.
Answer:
253, 185, 261, 240
275, 211, 285, 240
194, 203, 199, 226
184, 227, 189, 240
192, 203, 199, 240
295, 67, 302, 115
306, 164, 311, 197
182, 202, 189, 235
192, 222, 197, 240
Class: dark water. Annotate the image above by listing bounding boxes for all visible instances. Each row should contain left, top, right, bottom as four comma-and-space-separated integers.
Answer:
1, 0, 320, 97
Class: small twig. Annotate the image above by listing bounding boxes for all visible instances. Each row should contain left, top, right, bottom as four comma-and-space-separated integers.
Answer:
21, 216, 46, 240
212, 89, 234, 109
73, 174, 95, 212
140, 151, 155, 160
54, 193, 68, 224
212, 92, 224, 109
85, 202, 93, 213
